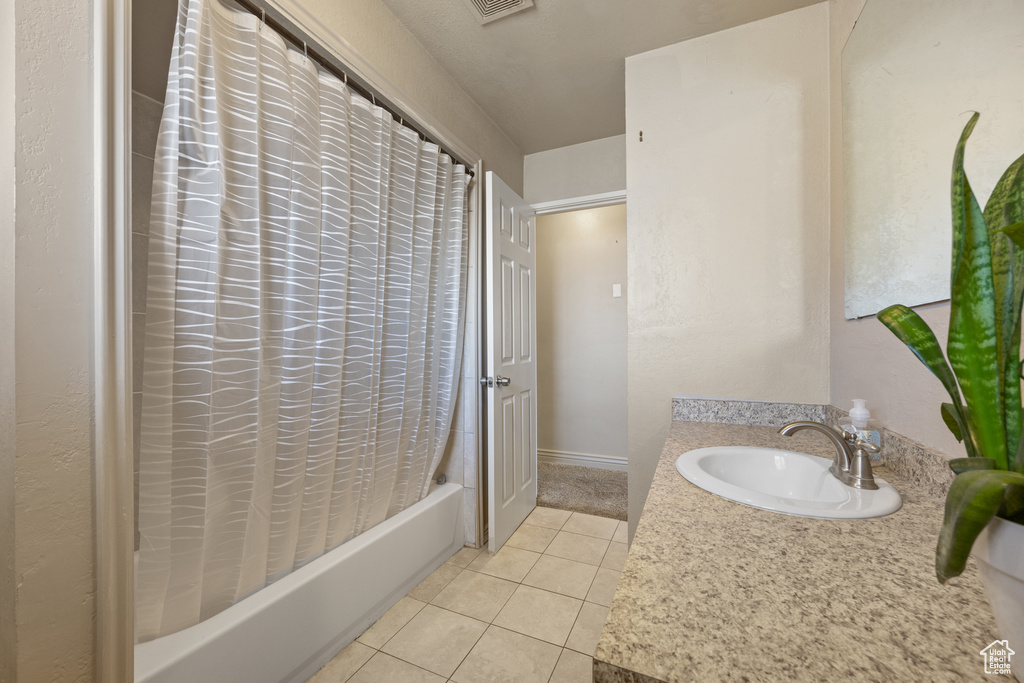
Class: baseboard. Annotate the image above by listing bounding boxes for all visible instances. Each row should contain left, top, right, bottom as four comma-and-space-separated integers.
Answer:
538, 449, 627, 472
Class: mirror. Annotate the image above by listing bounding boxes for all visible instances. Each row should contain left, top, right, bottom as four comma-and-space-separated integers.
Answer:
842, 0, 1024, 320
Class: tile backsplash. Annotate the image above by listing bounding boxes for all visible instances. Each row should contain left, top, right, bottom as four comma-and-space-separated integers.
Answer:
672, 396, 826, 427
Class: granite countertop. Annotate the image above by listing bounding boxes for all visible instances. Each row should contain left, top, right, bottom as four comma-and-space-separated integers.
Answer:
594, 421, 1000, 682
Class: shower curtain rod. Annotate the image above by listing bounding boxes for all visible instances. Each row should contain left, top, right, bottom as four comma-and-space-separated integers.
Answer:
231, 0, 476, 175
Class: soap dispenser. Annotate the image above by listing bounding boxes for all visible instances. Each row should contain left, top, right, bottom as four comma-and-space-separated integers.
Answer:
840, 399, 883, 463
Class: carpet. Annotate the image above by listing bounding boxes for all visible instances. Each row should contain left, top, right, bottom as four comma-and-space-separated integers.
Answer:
537, 462, 628, 521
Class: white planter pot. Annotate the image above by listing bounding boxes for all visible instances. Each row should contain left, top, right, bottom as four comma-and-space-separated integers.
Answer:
973, 516, 1024, 681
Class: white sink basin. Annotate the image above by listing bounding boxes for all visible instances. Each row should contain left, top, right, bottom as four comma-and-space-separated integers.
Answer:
675, 446, 902, 519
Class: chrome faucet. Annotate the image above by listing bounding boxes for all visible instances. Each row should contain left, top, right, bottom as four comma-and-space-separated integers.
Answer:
778, 421, 879, 490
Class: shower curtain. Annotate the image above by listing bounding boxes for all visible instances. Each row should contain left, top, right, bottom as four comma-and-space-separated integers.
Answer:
135, 0, 471, 642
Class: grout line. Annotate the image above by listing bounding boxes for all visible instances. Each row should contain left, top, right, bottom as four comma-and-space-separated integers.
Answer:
438, 607, 489, 682
330, 509, 619, 683
338, 641, 378, 683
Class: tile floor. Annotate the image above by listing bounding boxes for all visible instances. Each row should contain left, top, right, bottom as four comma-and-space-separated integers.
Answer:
308, 507, 627, 683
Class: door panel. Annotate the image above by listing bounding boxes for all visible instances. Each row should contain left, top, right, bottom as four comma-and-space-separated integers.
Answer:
520, 389, 533, 488
519, 265, 532, 361
485, 172, 538, 551
501, 256, 515, 364
501, 395, 515, 504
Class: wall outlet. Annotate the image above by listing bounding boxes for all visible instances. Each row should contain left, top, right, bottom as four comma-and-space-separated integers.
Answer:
612, 283, 622, 298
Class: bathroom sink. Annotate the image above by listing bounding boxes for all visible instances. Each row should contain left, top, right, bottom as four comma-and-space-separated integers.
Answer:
675, 446, 902, 519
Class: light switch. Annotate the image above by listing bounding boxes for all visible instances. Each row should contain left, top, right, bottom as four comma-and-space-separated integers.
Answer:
612, 284, 622, 298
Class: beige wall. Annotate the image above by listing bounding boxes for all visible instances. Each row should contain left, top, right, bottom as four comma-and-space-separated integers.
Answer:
537, 205, 628, 464
828, 0, 962, 458
841, 0, 1024, 320
132, 0, 178, 103
524, 135, 627, 205
12, 0, 98, 677
1, 0, 15, 675
624, 3, 832, 535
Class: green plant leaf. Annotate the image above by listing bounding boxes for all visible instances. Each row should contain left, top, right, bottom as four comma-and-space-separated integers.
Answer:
936, 469, 1024, 582
877, 304, 976, 457
940, 402, 965, 442
947, 114, 1008, 469
997, 221, 1024, 248
947, 457, 996, 474
987, 151, 1024, 472
950, 113, 980, 286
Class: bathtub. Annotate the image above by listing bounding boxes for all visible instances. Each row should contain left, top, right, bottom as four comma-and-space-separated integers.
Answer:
135, 482, 465, 683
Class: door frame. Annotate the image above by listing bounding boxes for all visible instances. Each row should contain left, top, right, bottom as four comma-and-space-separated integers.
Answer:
531, 190, 627, 216
94, 0, 134, 678
473, 188, 627, 544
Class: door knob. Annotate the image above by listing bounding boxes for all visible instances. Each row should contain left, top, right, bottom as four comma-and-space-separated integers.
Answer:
495, 375, 511, 387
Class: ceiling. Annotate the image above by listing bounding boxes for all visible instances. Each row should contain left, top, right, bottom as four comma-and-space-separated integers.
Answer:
380, 0, 822, 154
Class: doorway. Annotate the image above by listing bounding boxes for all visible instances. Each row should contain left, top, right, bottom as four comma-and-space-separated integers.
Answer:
535, 204, 627, 519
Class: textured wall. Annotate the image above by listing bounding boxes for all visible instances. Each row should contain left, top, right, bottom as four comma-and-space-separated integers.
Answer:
14, 0, 97, 677
1, 0, 16, 675
842, 0, 1024, 319
286, 0, 524, 194
624, 3, 831, 537
536, 205, 628, 463
828, 0, 961, 458
523, 135, 627, 205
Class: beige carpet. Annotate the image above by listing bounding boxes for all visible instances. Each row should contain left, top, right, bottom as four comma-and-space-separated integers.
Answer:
537, 462, 627, 521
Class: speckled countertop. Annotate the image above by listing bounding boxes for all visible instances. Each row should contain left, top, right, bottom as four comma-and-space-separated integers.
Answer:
594, 421, 1000, 682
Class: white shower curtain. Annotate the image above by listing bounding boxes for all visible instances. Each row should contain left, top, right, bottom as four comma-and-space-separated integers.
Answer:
135, 0, 471, 642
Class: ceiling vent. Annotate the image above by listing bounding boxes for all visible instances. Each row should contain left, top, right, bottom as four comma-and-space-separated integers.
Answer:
460, 0, 534, 25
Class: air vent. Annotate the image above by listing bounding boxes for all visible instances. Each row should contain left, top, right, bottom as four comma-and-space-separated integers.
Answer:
460, 0, 534, 25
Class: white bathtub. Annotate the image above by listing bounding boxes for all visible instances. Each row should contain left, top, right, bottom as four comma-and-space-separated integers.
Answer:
135, 482, 465, 683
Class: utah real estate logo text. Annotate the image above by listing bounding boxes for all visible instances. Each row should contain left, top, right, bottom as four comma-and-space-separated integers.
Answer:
980, 640, 1015, 676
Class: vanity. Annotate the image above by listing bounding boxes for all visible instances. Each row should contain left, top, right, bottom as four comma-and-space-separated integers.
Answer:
594, 420, 999, 682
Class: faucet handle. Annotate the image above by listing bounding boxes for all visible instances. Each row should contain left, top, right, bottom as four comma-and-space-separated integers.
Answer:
856, 439, 880, 455
848, 440, 880, 490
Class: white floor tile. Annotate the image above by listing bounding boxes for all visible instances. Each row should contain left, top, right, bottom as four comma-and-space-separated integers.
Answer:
601, 541, 628, 571
467, 545, 541, 582
356, 596, 425, 649
347, 652, 445, 683
562, 512, 619, 540
493, 584, 582, 646
379, 605, 487, 678
451, 625, 561, 683
408, 563, 462, 602
565, 602, 610, 656
446, 546, 484, 568
545, 530, 610, 566
525, 506, 572, 530
549, 648, 593, 683
431, 569, 518, 622
506, 523, 558, 553
308, 641, 374, 683
522, 554, 598, 600
585, 567, 621, 607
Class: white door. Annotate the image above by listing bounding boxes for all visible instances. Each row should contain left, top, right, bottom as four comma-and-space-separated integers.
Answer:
484, 172, 538, 552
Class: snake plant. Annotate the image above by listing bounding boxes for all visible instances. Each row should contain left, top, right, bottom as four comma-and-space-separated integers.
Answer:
878, 113, 1024, 583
